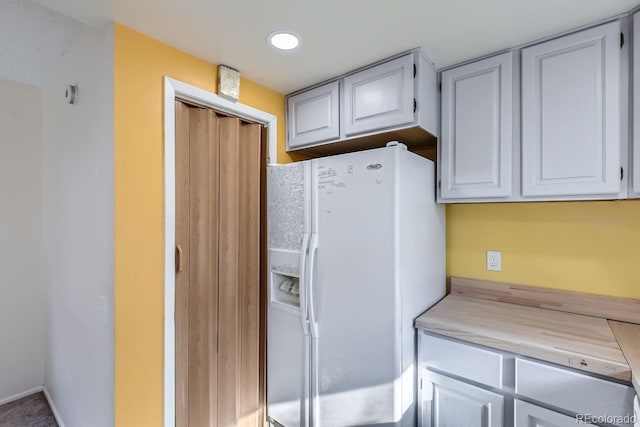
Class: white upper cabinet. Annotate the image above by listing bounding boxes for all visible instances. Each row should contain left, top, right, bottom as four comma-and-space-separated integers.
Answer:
343, 54, 415, 136
440, 52, 513, 200
285, 49, 438, 156
287, 81, 340, 150
633, 12, 640, 196
521, 21, 621, 197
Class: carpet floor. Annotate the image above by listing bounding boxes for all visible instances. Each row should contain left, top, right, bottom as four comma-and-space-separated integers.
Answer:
0, 392, 57, 427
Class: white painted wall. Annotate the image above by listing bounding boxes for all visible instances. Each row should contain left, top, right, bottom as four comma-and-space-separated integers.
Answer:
0, 78, 45, 403
42, 24, 114, 427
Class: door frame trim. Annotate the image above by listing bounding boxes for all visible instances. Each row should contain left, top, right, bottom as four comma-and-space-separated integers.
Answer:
163, 77, 277, 427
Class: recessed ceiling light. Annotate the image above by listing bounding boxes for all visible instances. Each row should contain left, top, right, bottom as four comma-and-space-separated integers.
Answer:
268, 31, 300, 51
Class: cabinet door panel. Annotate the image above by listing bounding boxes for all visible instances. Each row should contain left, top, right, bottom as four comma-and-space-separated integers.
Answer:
521, 21, 620, 197
440, 52, 513, 199
422, 370, 503, 427
343, 54, 414, 136
514, 400, 597, 427
287, 81, 340, 149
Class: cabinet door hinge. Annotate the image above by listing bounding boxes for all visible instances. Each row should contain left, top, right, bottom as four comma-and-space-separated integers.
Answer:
621, 167, 624, 180
621, 32, 625, 48
413, 98, 417, 113
413, 63, 417, 78
438, 82, 442, 92
438, 180, 441, 190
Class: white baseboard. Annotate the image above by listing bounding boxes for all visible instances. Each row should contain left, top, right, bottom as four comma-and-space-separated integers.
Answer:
0, 387, 65, 427
0, 386, 44, 406
42, 387, 66, 427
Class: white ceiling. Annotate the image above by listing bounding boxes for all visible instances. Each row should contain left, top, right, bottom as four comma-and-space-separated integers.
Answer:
0, 0, 85, 86
20, 0, 640, 93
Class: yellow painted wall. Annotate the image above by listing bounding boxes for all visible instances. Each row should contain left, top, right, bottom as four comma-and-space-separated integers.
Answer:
113, 20, 640, 426
447, 200, 640, 299
114, 24, 288, 426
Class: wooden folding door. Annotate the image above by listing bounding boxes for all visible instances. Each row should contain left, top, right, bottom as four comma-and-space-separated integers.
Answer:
175, 101, 264, 427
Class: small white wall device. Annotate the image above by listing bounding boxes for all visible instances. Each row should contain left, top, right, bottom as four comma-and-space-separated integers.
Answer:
218, 65, 240, 101
65, 85, 78, 105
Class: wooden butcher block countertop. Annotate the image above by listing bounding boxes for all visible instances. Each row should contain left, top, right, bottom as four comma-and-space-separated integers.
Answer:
415, 277, 640, 392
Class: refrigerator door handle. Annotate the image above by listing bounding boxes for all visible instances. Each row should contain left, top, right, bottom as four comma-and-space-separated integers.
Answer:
301, 334, 311, 427
306, 233, 320, 426
307, 233, 319, 339
299, 233, 311, 336
299, 233, 312, 426
310, 337, 319, 427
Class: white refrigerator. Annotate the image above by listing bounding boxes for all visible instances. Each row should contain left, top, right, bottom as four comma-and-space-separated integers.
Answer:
267, 144, 445, 427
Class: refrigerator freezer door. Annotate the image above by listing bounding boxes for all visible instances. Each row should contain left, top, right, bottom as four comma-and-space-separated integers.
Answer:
267, 162, 312, 427
267, 309, 306, 427
310, 147, 402, 426
267, 162, 310, 252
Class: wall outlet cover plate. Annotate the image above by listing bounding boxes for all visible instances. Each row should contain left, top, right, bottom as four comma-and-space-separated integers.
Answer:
487, 250, 502, 272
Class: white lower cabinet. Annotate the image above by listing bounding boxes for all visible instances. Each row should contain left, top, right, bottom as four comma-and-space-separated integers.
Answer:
418, 331, 637, 427
514, 400, 596, 427
515, 358, 636, 422
421, 370, 504, 427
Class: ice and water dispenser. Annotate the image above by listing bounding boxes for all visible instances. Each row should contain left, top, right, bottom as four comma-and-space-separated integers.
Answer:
269, 249, 301, 313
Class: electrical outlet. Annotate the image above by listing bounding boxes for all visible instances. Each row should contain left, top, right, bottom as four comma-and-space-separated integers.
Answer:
487, 251, 501, 272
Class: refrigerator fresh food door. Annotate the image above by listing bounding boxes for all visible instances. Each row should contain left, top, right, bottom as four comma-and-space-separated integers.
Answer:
267, 162, 312, 427
310, 147, 402, 426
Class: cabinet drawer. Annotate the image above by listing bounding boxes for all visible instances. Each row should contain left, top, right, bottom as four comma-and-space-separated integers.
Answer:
515, 399, 597, 427
515, 358, 635, 425
421, 333, 503, 389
